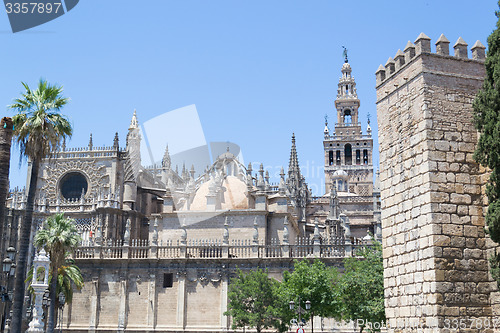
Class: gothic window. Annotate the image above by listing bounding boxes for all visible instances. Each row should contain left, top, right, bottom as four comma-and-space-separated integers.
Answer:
344, 144, 352, 165
336, 151, 341, 165
343, 110, 352, 124
363, 150, 368, 164
356, 150, 361, 165
59, 172, 88, 200
329, 151, 334, 166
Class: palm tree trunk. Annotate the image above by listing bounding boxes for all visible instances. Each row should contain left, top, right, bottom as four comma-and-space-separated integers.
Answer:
10, 159, 39, 332
0, 117, 13, 253
47, 267, 58, 332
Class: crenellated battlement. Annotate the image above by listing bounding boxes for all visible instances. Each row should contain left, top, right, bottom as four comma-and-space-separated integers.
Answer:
375, 33, 486, 88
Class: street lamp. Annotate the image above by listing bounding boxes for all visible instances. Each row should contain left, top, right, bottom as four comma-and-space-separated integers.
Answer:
289, 297, 311, 329
2, 258, 12, 275
58, 292, 66, 332
2, 246, 16, 332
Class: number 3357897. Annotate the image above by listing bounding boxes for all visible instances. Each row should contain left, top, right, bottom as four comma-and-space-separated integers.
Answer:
5, 2, 62, 14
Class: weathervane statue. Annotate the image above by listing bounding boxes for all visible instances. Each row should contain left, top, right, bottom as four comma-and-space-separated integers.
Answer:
342, 46, 348, 63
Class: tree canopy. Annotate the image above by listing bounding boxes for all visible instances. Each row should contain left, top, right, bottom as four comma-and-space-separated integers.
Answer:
473, 1, 500, 286
338, 240, 385, 333
224, 268, 282, 333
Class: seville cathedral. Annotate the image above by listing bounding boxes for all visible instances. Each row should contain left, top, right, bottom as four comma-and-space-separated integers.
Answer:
3, 57, 380, 332
3, 32, 500, 332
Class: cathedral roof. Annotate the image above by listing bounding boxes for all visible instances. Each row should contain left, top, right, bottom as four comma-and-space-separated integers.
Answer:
188, 175, 249, 211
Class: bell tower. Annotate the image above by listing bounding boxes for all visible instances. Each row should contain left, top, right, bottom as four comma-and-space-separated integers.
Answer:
324, 57, 373, 196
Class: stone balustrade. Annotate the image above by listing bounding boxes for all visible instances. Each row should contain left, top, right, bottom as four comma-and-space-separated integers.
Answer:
74, 236, 366, 260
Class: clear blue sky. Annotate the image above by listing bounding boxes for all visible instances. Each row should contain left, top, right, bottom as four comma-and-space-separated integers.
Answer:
2, 0, 498, 195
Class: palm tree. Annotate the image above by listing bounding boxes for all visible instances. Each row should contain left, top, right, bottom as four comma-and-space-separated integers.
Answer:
0, 117, 13, 254
9, 80, 72, 333
34, 213, 80, 332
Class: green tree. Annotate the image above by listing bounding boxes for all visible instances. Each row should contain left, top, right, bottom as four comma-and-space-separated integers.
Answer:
9, 80, 72, 332
338, 240, 385, 333
224, 268, 282, 333
56, 259, 84, 304
34, 213, 80, 332
278, 260, 341, 333
472, 1, 500, 286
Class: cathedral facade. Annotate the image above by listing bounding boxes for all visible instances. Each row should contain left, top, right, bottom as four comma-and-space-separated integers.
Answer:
3, 60, 380, 332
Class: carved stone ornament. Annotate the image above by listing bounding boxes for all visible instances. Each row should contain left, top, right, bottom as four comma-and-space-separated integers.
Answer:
40, 160, 108, 200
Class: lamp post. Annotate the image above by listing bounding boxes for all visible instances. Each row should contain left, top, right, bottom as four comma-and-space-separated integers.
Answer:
1, 246, 16, 333
58, 292, 65, 332
289, 297, 311, 332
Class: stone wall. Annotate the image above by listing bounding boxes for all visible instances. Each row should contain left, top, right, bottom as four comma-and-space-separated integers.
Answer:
64, 258, 344, 332
376, 34, 494, 332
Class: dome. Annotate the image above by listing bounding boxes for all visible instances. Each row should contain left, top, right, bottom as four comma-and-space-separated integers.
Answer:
332, 169, 348, 179
189, 176, 249, 211
341, 62, 352, 72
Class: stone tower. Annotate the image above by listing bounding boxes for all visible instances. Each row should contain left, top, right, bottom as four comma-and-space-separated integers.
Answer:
324, 59, 374, 196
376, 33, 491, 332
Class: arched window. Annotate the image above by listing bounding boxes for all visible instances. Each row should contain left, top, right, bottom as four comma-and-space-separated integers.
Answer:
328, 151, 334, 166
356, 150, 361, 165
336, 151, 341, 165
344, 144, 352, 165
363, 150, 368, 164
343, 110, 352, 124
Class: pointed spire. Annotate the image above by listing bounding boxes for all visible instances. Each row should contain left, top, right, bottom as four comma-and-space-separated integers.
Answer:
113, 132, 119, 149
162, 145, 171, 169
246, 163, 253, 188
288, 133, 300, 176
190, 164, 195, 179
182, 163, 188, 180
87, 133, 93, 151
129, 110, 138, 130
257, 164, 265, 189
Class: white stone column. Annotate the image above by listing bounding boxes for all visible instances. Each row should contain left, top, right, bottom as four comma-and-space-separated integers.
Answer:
176, 270, 187, 330
117, 274, 128, 331
147, 273, 156, 329
220, 271, 229, 330
88, 275, 99, 332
